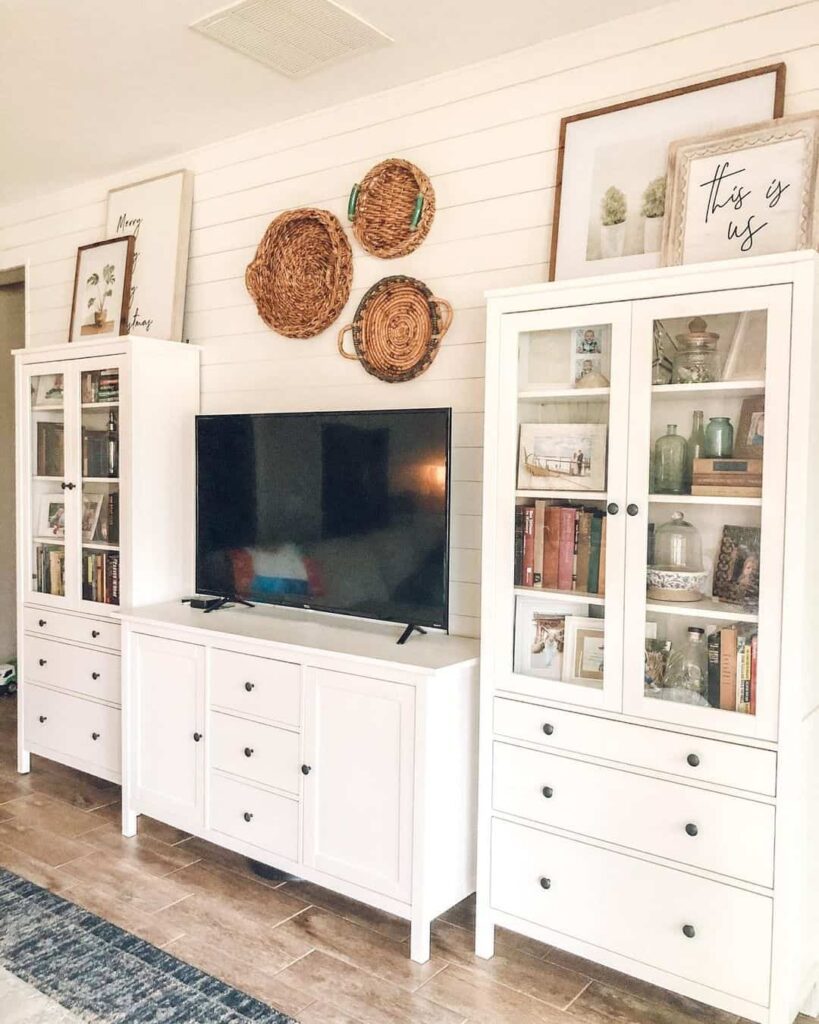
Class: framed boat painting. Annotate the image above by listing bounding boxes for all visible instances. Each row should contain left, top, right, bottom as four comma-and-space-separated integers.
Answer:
549, 64, 785, 281
518, 423, 608, 492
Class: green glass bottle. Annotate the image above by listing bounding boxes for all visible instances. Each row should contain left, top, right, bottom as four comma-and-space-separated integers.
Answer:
686, 410, 706, 488
654, 424, 688, 495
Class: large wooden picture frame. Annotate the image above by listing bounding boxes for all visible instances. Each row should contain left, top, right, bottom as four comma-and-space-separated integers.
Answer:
68, 236, 135, 344
549, 64, 785, 281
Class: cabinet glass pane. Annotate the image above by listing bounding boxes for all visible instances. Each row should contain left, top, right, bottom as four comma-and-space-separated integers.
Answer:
30, 373, 66, 597
81, 368, 120, 605
513, 323, 612, 695
645, 310, 766, 717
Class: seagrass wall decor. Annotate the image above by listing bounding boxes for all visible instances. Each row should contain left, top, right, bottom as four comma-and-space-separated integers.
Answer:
348, 159, 435, 258
245, 208, 353, 338
338, 275, 452, 383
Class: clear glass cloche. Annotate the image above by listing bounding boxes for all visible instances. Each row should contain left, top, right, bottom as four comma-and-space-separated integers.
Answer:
653, 511, 703, 571
671, 317, 721, 384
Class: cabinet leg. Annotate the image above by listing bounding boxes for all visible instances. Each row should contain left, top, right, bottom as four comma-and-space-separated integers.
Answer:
409, 919, 431, 964
121, 808, 138, 838
474, 905, 495, 959
17, 748, 30, 775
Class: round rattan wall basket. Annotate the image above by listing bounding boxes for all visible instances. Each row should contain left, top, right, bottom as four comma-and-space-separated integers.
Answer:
348, 159, 435, 259
338, 275, 453, 383
245, 208, 353, 339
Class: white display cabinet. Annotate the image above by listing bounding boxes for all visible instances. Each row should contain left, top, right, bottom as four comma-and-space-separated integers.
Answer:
476, 252, 819, 1024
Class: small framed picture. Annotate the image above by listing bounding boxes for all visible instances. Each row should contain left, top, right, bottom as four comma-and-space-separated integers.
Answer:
82, 494, 105, 542
735, 396, 765, 460
518, 423, 608, 492
68, 236, 136, 344
562, 615, 605, 686
713, 525, 761, 607
32, 374, 64, 409
38, 495, 66, 538
513, 595, 578, 679
573, 354, 604, 385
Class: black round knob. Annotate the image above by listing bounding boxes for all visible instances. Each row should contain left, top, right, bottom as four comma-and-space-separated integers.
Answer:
38, 715, 47, 723
542, 723, 554, 736
301, 764, 312, 775
687, 753, 700, 767
38, 659, 47, 667
244, 681, 255, 692
627, 503, 639, 516
539, 877, 551, 890
91, 732, 100, 741
606, 502, 619, 515
193, 732, 202, 742
682, 924, 696, 939
541, 786, 554, 799
38, 619, 46, 627
91, 630, 100, 639
243, 812, 253, 823
685, 823, 699, 837
244, 747, 254, 758
92, 672, 100, 680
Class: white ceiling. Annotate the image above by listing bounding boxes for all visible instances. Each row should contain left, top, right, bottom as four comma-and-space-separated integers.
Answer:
0, 0, 662, 206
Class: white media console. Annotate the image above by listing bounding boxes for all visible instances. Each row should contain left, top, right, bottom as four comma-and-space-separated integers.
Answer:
119, 601, 479, 962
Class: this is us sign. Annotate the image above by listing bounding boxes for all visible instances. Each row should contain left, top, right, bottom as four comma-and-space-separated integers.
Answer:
663, 114, 819, 266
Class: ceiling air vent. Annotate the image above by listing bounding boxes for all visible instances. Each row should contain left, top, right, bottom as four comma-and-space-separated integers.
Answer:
190, 0, 392, 78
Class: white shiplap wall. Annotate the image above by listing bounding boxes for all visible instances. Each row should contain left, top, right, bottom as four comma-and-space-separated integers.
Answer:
2, 0, 817, 637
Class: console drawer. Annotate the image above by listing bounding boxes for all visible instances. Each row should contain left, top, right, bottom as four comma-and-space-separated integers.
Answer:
210, 649, 301, 728
24, 607, 120, 651
493, 742, 774, 887
24, 683, 121, 777
25, 636, 120, 704
491, 817, 772, 1006
209, 772, 298, 861
211, 712, 300, 795
494, 697, 776, 796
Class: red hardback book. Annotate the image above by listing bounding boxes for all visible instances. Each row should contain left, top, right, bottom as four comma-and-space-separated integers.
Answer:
557, 507, 577, 591
522, 506, 535, 587
542, 506, 561, 589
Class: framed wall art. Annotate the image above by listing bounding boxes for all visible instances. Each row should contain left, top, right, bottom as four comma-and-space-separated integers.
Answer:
549, 64, 785, 281
518, 423, 608, 492
662, 113, 819, 266
106, 169, 193, 340
513, 595, 577, 679
68, 237, 135, 344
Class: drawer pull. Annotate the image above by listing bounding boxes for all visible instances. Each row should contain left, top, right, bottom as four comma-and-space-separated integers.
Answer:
91, 732, 100, 741
38, 619, 47, 627
243, 811, 254, 822
38, 715, 47, 724
38, 659, 47, 667
539, 876, 551, 890
682, 924, 696, 939
193, 732, 203, 743
244, 681, 255, 692
91, 630, 100, 639
687, 753, 700, 767
542, 723, 554, 736
541, 786, 554, 799
301, 764, 312, 775
685, 823, 699, 837
244, 747, 254, 758
92, 672, 100, 680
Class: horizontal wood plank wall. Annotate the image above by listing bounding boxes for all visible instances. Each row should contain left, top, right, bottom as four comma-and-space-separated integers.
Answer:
1, 0, 817, 637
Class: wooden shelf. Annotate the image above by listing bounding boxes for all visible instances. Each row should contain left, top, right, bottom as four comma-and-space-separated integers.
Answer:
514, 586, 605, 607
649, 493, 762, 507
32, 536, 65, 546
516, 490, 608, 500
646, 595, 758, 623
519, 387, 610, 401
652, 380, 765, 398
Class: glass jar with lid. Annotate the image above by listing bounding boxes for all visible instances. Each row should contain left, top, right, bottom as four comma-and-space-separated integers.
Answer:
671, 317, 721, 384
646, 511, 707, 602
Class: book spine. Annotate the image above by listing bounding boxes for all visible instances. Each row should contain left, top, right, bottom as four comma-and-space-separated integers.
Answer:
557, 508, 576, 591
750, 633, 758, 716
719, 626, 737, 711
588, 514, 602, 594
707, 629, 721, 708
736, 634, 747, 712
522, 507, 535, 588
513, 507, 524, 586
571, 513, 580, 589
597, 514, 607, 596
542, 506, 560, 590
532, 500, 546, 587
575, 512, 592, 594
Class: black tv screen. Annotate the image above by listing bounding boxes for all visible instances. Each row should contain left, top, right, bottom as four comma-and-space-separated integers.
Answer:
196, 408, 451, 629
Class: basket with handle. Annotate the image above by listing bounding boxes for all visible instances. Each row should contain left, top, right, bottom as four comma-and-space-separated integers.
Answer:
347, 159, 435, 259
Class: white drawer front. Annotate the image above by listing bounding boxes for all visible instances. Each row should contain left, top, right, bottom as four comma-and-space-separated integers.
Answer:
210, 649, 301, 728
493, 742, 775, 887
491, 818, 772, 1006
24, 683, 121, 776
211, 712, 300, 795
494, 697, 776, 796
209, 772, 298, 861
24, 607, 120, 651
25, 636, 121, 705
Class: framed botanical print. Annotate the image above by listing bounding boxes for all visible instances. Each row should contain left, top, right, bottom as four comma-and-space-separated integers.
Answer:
68, 237, 135, 344
549, 64, 785, 280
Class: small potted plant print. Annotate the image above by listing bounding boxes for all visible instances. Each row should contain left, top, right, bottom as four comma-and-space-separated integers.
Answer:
641, 176, 666, 253
600, 186, 627, 259
87, 264, 115, 327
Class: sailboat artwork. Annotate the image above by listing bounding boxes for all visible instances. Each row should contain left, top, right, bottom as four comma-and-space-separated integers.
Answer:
518, 423, 608, 492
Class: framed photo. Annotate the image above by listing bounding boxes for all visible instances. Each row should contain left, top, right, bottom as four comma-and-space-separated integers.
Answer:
735, 396, 766, 460
722, 311, 767, 381
562, 616, 605, 686
106, 169, 194, 340
32, 374, 64, 408
663, 112, 819, 267
38, 495, 66, 538
518, 423, 607, 492
68, 237, 135, 344
82, 494, 105, 542
713, 525, 761, 607
549, 64, 784, 280
513, 595, 577, 679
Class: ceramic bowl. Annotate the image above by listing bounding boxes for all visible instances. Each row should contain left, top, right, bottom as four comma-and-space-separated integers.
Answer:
646, 566, 708, 602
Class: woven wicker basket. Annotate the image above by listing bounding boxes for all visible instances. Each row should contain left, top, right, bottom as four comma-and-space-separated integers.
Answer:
338, 275, 453, 383
348, 159, 435, 259
245, 208, 353, 339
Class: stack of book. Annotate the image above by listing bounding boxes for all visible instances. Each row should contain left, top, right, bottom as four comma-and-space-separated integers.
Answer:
707, 623, 757, 714
515, 502, 607, 595
35, 543, 64, 596
82, 370, 119, 404
82, 550, 120, 605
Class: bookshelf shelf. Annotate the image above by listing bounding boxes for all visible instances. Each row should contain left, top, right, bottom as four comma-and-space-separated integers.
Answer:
81, 401, 119, 410
31, 404, 63, 413
652, 380, 765, 399
82, 541, 119, 552
32, 536, 65, 546
514, 586, 605, 606
518, 387, 610, 401
32, 475, 62, 482
82, 477, 119, 484
516, 489, 608, 500
649, 493, 762, 507
645, 596, 758, 623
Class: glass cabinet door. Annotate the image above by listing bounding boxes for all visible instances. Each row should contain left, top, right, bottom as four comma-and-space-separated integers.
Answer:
623, 286, 791, 740
492, 302, 632, 711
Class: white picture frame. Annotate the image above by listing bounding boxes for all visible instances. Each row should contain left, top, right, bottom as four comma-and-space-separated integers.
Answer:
38, 495, 66, 539
513, 595, 578, 679
106, 169, 194, 341
82, 493, 105, 542
562, 615, 605, 686
518, 423, 608, 492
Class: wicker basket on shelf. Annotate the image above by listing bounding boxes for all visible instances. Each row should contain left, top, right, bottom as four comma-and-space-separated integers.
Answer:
348, 159, 435, 259
245, 208, 353, 339
338, 275, 452, 383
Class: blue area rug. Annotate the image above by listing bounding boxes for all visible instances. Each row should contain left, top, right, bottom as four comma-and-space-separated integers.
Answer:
0, 868, 298, 1023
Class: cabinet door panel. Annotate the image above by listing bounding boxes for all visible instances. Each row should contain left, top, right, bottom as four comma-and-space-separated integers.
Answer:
134, 633, 205, 829
303, 669, 414, 901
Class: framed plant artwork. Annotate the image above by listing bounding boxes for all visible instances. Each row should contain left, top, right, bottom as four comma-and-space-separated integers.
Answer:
662, 112, 819, 266
734, 396, 766, 460
518, 423, 607, 492
549, 64, 785, 281
68, 237, 135, 344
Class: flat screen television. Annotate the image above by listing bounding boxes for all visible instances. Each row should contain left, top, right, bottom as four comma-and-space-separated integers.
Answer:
196, 408, 451, 629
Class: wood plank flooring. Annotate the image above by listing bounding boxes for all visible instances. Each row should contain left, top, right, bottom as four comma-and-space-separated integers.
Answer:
0, 699, 808, 1024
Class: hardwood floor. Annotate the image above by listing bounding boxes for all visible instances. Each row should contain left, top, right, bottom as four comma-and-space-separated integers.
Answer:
0, 699, 803, 1024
